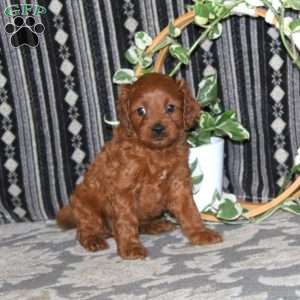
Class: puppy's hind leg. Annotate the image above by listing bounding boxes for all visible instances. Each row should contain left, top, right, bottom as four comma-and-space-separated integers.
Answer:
57, 205, 76, 230
72, 195, 110, 252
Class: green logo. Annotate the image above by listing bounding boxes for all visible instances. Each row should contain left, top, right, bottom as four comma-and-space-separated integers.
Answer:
4, 4, 47, 17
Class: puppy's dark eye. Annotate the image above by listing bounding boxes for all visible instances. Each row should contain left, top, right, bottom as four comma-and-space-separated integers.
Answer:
137, 107, 146, 117
166, 104, 175, 113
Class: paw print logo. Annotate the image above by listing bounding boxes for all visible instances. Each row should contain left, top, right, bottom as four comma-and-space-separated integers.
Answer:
5, 16, 45, 48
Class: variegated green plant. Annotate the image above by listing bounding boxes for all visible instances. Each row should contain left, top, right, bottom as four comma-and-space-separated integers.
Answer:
112, 0, 300, 223
189, 158, 204, 190
203, 192, 244, 221
113, 31, 153, 84
188, 73, 250, 147
198, 149, 300, 223
113, 0, 300, 84
113, 0, 300, 147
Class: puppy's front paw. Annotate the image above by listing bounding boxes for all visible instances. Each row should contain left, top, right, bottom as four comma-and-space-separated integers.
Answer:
118, 242, 148, 260
79, 235, 109, 252
189, 228, 223, 245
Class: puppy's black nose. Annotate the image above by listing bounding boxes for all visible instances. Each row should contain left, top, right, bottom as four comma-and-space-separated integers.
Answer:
152, 123, 165, 136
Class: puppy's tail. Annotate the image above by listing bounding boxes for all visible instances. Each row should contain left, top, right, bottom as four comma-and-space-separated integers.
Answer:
56, 205, 76, 230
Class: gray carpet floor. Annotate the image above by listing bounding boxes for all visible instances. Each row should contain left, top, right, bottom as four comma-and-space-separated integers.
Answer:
1, 212, 300, 300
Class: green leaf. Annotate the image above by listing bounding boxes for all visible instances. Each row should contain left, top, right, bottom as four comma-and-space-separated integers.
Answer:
139, 55, 153, 69
285, 0, 300, 10
216, 111, 236, 124
217, 198, 243, 221
125, 46, 140, 65
190, 109, 249, 145
134, 31, 152, 50
212, 189, 222, 202
192, 183, 201, 195
290, 19, 300, 33
220, 192, 238, 204
169, 43, 189, 65
218, 120, 250, 141
189, 158, 198, 173
281, 200, 300, 215
202, 189, 222, 213
209, 101, 222, 114
189, 130, 212, 146
205, 2, 216, 20
215, 6, 231, 18
215, 112, 250, 141
197, 74, 218, 107
194, 3, 209, 26
199, 112, 216, 129
293, 164, 300, 174
187, 137, 197, 147
151, 36, 175, 53
113, 69, 137, 84
208, 23, 223, 40
208, 0, 225, 5
192, 175, 203, 185
168, 22, 181, 38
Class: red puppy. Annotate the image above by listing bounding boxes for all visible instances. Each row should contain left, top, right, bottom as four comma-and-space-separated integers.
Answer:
57, 73, 223, 259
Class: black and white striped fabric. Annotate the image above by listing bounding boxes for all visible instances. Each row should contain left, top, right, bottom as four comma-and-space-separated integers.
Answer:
0, 0, 299, 223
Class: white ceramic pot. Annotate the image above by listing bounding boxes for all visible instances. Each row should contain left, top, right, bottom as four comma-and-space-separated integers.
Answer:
189, 137, 224, 212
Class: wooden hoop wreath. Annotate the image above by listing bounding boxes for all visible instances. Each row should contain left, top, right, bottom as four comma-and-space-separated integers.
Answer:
135, 8, 300, 222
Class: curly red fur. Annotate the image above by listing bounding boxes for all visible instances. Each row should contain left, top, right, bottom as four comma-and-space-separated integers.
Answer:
57, 73, 222, 259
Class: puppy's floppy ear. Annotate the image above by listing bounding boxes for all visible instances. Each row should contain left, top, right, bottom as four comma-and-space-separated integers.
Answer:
117, 84, 133, 136
177, 80, 201, 130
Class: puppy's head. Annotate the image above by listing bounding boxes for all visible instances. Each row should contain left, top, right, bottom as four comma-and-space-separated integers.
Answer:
117, 73, 201, 149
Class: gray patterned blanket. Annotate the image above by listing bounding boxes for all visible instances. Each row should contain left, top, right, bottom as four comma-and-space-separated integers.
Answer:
1, 212, 300, 300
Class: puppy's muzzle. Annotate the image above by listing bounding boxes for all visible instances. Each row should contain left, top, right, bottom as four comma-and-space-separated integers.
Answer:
151, 122, 166, 138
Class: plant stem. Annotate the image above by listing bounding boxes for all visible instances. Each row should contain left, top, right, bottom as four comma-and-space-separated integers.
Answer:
252, 204, 282, 224
168, 0, 244, 77
169, 26, 210, 77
